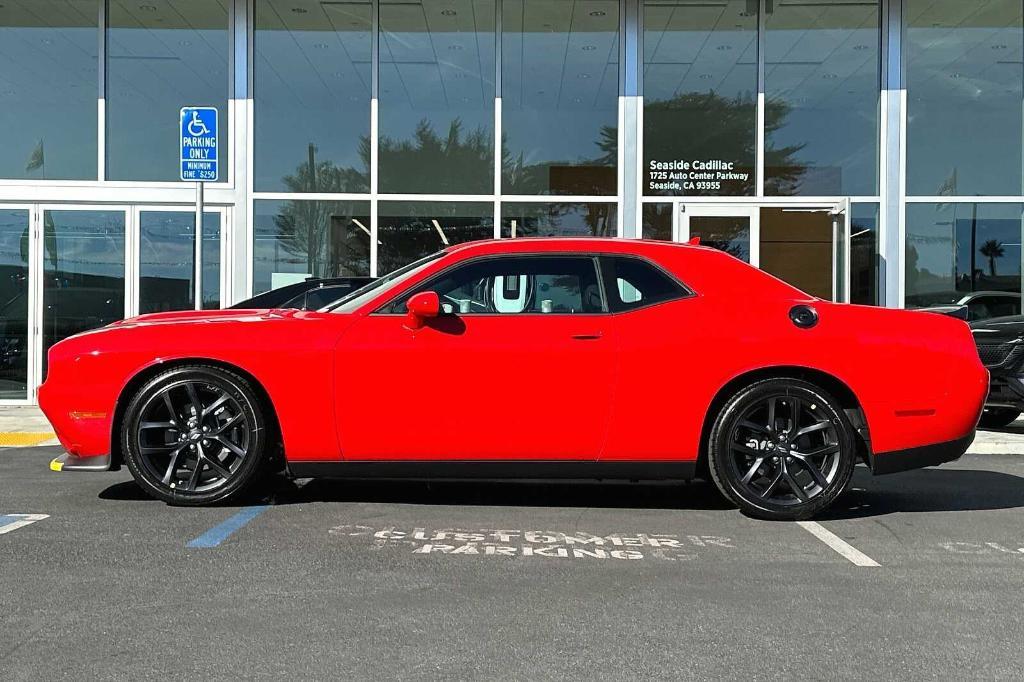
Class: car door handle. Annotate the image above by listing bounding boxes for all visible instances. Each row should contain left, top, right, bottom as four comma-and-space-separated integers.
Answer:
571, 333, 603, 340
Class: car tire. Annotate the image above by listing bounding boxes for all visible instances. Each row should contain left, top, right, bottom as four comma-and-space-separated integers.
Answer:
707, 378, 857, 521
122, 365, 268, 506
978, 407, 1021, 429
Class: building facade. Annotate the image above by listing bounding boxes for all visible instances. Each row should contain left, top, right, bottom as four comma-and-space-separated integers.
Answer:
1, 0, 1022, 403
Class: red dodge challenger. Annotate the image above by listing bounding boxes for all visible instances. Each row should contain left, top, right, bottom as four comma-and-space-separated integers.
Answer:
40, 238, 988, 520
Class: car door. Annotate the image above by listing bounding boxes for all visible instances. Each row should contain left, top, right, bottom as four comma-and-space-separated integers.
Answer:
334, 254, 617, 460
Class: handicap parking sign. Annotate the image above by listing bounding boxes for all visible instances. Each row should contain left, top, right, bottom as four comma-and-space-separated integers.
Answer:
180, 107, 218, 182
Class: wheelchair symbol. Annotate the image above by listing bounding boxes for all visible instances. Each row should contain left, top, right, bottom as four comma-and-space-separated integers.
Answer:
186, 111, 211, 137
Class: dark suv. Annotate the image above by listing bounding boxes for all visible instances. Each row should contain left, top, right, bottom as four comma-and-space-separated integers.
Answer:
971, 315, 1024, 428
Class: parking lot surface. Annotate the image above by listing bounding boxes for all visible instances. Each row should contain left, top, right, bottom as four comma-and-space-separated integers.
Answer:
2, 446, 1024, 680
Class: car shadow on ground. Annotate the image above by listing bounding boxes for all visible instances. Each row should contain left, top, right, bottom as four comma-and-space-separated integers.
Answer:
818, 466, 1024, 520
98, 466, 1024, 519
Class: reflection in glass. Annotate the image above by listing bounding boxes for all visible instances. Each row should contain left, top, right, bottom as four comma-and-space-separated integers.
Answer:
0, 1, 98, 180
253, 200, 371, 294
906, 1, 1024, 196
106, 0, 229, 181
42, 211, 125, 376
0, 210, 30, 399
379, 0, 494, 194
139, 212, 220, 314
905, 203, 1024, 307
378, 202, 493, 274
502, 0, 618, 195
689, 216, 749, 261
501, 203, 617, 238
642, 0, 756, 197
642, 203, 673, 241
850, 203, 878, 305
765, 0, 880, 196
254, 0, 371, 193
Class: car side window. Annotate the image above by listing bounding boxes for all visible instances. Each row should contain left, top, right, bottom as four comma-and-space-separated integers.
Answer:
384, 256, 605, 315
599, 256, 688, 312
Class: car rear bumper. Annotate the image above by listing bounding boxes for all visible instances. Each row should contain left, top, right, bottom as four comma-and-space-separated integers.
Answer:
869, 431, 974, 475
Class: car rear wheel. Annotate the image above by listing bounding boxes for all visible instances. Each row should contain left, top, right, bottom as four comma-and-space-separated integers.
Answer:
122, 365, 267, 506
707, 378, 856, 521
978, 407, 1021, 429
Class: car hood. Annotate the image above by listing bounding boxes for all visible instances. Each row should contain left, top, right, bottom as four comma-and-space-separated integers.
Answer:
109, 308, 304, 328
970, 314, 1024, 341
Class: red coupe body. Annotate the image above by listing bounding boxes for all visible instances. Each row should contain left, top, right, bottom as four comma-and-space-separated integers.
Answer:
40, 238, 987, 481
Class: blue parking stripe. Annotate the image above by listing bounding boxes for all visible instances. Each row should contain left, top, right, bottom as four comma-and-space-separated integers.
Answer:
187, 506, 269, 548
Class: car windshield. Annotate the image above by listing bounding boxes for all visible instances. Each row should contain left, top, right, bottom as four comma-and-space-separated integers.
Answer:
324, 252, 446, 313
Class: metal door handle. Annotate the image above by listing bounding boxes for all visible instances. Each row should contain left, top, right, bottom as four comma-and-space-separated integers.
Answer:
571, 333, 603, 340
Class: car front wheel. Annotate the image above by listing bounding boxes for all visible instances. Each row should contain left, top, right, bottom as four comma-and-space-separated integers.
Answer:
707, 378, 856, 521
122, 365, 268, 506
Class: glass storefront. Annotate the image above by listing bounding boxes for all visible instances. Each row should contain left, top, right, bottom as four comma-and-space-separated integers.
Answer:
905, 0, 1024, 197
4, 1, 1024, 401
106, 1, 230, 182
0, 1, 98, 181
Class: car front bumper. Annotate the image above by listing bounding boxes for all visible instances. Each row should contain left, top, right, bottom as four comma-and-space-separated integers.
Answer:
49, 451, 113, 473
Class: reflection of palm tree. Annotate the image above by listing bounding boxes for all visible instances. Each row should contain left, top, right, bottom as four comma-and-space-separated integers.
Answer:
378, 119, 492, 194
980, 239, 1005, 276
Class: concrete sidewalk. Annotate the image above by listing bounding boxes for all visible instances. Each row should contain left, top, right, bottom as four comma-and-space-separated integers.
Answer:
4, 405, 1024, 454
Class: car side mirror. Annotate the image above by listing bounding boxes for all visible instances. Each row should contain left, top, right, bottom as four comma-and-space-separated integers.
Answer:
405, 291, 440, 330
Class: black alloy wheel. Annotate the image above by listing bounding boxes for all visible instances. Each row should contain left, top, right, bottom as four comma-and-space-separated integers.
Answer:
708, 378, 856, 521
122, 365, 267, 505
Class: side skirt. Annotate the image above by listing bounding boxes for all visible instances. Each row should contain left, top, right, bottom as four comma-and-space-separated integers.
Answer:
287, 460, 698, 481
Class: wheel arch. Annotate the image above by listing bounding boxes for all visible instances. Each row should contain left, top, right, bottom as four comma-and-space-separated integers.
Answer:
696, 366, 871, 478
109, 358, 283, 470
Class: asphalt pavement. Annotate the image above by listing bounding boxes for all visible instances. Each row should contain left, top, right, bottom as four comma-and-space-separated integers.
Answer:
2, 444, 1024, 680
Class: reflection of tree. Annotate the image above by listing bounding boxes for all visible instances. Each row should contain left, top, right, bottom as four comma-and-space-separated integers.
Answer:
502, 124, 617, 195
980, 239, 1005, 276
378, 119, 492, 194
643, 92, 805, 196
508, 203, 614, 238
274, 146, 371, 278
378, 205, 493, 273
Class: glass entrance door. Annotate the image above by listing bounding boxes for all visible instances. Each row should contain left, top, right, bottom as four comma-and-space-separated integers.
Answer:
136, 208, 224, 314
0, 207, 32, 401
673, 202, 850, 302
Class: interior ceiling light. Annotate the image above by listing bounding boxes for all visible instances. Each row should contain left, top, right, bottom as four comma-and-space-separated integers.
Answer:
313, 42, 329, 49
582, 45, 596, 51
179, 40, 192, 47
853, 44, 868, 50
822, 73, 838, 79
441, 9, 456, 16
578, 73, 590, 79
992, 44, 1008, 50
589, 10, 605, 16
292, 7, 308, 13
139, 4, 156, 10
448, 44, 462, 50
699, 74, 712, 80
950, 73, 962, 79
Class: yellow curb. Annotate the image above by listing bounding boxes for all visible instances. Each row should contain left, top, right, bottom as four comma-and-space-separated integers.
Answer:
0, 432, 56, 447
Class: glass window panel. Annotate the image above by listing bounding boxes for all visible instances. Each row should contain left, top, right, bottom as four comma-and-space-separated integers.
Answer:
501, 203, 617, 237
106, 1, 230, 182
253, 200, 371, 294
378, 0, 495, 194
642, 203, 673, 240
690, 215, 750, 262
906, 1, 1024, 196
905, 203, 1024, 308
254, 0, 371, 193
850, 203, 878, 305
138, 211, 220, 314
0, 209, 30, 399
42, 210, 125, 377
0, 1, 98, 180
642, 0, 756, 197
764, 0, 880, 196
378, 201, 493, 273
502, 0, 618, 195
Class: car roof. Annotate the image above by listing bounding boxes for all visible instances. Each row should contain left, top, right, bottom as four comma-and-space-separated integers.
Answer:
444, 237, 707, 257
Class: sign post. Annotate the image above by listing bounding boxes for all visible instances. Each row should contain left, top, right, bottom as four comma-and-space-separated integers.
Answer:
180, 107, 219, 310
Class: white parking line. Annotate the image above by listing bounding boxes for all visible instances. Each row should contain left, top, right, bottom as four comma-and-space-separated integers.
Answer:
797, 521, 880, 567
0, 513, 49, 535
